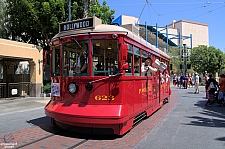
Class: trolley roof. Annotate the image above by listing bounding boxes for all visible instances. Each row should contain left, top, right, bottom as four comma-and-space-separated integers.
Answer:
52, 17, 170, 59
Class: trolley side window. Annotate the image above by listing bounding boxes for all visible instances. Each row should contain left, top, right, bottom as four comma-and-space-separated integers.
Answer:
52, 45, 60, 76
92, 40, 118, 76
146, 52, 152, 76
134, 46, 140, 76
125, 43, 132, 76
62, 41, 88, 76
141, 50, 147, 76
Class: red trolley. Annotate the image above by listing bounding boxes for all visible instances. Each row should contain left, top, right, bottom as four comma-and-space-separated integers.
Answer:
45, 17, 171, 135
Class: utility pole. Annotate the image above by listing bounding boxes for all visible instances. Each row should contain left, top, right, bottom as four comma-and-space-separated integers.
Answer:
83, 0, 89, 18
68, 0, 71, 21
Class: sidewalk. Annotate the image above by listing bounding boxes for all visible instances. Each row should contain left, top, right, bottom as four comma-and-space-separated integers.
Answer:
0, 96, 50, 103
0, 96, 50, 115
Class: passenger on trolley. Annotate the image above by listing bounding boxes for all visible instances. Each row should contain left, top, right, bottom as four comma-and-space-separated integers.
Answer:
160, 65, 170, 83
141, 57, 157, 76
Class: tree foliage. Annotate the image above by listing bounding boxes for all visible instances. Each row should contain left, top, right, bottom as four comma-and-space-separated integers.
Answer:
5, 0, 69, 48
89, 0, 115, 24
0, 0, 7, 38
167, 47, 183, 74
190, 45, 225, 75
3, 0, 115, 48
168, 45, 225, 75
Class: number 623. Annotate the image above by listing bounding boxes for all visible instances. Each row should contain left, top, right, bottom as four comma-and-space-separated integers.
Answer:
94, 95, 115, 101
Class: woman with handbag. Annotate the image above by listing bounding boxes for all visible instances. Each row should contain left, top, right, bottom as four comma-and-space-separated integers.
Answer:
205, 74, 219, 106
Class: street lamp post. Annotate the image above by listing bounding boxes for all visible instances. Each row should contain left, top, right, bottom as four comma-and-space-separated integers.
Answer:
183, 44, 187, 75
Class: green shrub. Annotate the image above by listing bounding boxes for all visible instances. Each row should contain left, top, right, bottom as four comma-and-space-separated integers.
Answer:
43, 83, 51, 93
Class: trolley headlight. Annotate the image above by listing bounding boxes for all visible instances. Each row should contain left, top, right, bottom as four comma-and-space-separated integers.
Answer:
68, 82, 79, 94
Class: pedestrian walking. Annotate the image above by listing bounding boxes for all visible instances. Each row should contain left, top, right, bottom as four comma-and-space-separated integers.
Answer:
204, 73, 209, 92
179, 74, 185, 89
189, 74, 193, 88
173, 74, 177, 87
194, 72, 200, 94
176, 74, 180, 88
218, 74, 225, 106
205, 74, 219, 106
184, 74, 188, 89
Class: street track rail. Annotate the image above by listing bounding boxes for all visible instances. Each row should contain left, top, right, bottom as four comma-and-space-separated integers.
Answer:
15, 133, 56, 149
15, 129, 89, 149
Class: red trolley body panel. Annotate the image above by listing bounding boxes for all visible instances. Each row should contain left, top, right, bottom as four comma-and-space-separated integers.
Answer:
45, 17, 171, 135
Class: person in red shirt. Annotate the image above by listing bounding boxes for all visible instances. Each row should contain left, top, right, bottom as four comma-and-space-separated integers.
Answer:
218, 74, 225, 106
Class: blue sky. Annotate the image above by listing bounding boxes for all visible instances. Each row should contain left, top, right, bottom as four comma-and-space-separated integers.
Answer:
100, 0, 225, 51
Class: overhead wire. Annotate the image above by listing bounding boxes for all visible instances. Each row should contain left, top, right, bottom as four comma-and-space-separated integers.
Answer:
149, 3, 159, 16
159, 5, 208, 16
146, 0, 152, 24
147, 1, 221, 17
150, 2, 225, 5
144, 1, 225, 22
110, 1, 225, 23
189, 4, 225, 20
137, 1, 148, 23
109, 1, 225, 6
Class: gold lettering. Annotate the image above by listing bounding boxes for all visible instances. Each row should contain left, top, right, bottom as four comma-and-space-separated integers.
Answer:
95, 95, 101, 100
102, 95, 107, 100
109, 95, 115, 100
139, 89, 142, 94
94, 95, 116, 100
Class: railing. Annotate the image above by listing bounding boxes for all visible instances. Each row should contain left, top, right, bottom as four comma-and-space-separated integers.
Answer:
0, 82, 30, 98
0, 83, 7, 98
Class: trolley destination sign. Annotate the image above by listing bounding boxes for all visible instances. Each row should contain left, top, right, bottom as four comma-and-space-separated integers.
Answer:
60, 17, 94, 32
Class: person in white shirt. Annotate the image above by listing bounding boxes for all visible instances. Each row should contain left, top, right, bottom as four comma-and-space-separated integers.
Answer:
160, 67, 170, 83
141, 57, 157, 76
194, 72, 200, 94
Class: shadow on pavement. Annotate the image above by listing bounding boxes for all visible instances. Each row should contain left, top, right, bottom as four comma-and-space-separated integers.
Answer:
26, 116, 58, 133
185, 100, 225, 128
172, 87, 225, 142
26, 116, 119, 140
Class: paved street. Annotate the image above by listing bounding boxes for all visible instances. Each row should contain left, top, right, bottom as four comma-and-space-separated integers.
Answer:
135, 86, 225, 149
0, 97, 50, 115
0, 97, 50, 135
0, 86, 224, 149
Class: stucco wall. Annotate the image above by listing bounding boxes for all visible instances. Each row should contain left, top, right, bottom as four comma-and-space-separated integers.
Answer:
170, 20, 209, 48
0, 39, 43, 97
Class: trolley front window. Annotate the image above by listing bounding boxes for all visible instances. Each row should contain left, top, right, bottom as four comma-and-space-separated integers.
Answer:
92, 40, 118, 76
63, 40, 89, 76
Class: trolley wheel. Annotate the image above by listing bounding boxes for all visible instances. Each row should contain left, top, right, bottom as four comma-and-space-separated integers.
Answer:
51, 118, 57, 126
51, 118, 73, 130
50, 118, 63, 130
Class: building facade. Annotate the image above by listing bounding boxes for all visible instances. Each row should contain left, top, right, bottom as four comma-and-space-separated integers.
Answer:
113, 15, 209, 49
168, 20, 209, 48
0, 39, 43, 98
